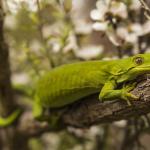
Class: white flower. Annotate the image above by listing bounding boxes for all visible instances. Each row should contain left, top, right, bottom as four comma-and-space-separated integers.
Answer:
12, 73, 30, 84
141, 21, 150, 35
96, 0, 110, 10
110, 2, 128, 19
107, 30, 122, 46
126, 33, 138, 43
63, 33, 78, 53
130, 0, 141, 10
129, 23, 143, 36
116, 27, 129, 39
75, 20, 92, 34
90, 9, 105, 21
116, 24, 142, 44
49, 40, 61, 53
75, 46, 103, 60
92, 22, 108, 31
91, 0, 110, 21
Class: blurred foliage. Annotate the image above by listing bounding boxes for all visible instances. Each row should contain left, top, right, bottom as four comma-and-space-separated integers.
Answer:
3, 0, 150, 150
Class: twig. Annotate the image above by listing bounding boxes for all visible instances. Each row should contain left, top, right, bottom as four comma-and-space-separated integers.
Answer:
36, 0, 55, 68
139, 0, 150, 19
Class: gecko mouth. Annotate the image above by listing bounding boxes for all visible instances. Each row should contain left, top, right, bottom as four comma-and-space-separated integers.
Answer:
134, 66, 150, 73
136, 64, 150, 68
127, 65, 150, 75
128, 65, 150, 71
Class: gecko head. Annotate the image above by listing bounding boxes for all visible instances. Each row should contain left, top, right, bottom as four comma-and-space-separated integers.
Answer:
129, 53, 150, 73
116, 53, 150, 83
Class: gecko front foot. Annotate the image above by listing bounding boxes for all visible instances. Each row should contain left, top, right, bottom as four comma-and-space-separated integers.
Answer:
121, 83, 139, 105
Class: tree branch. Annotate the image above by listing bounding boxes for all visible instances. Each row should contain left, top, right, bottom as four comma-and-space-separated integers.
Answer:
62, 77, 150, 127
17, 75, 150, 136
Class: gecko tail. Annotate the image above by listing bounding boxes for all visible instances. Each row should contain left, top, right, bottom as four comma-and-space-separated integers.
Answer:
0, 109, 22, 127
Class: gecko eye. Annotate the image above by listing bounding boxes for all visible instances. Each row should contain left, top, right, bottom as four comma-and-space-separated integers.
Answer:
134, 57, 144, 65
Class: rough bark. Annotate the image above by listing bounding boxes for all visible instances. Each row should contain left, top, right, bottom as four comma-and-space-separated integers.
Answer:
62, 77, 150, 127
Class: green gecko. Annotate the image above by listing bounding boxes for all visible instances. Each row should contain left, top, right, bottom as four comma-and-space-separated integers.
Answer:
33, 53, 150, 123
0, 53, 150, 127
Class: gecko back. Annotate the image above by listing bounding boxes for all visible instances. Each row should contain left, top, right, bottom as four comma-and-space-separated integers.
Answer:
35, 61, 110, 108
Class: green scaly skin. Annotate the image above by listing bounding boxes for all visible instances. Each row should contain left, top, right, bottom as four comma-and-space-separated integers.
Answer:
33, 53, 150, 126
